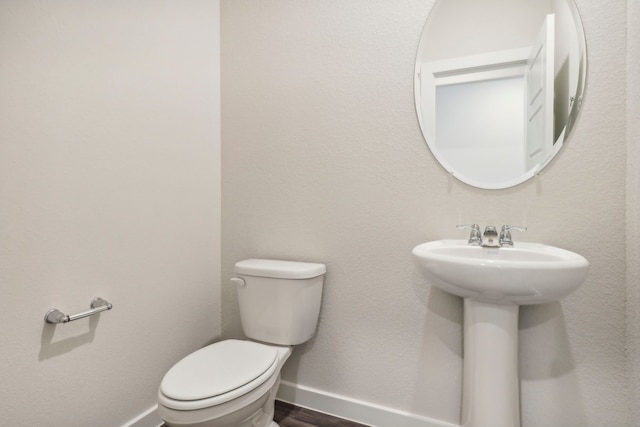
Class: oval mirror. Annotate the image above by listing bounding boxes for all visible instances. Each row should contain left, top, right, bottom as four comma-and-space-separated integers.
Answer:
414, 0, 587, 189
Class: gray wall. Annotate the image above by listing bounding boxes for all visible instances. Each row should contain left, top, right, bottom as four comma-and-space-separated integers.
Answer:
627, 0, 640, 423
0, 1, 221, 426
221, 0, 630, 425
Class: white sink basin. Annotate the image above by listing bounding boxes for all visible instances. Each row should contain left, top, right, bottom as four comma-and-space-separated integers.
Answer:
412, 239, 589, 305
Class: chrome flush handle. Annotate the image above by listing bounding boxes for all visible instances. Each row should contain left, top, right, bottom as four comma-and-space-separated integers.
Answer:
499, 225, 527, 247
456, 224, 482, 246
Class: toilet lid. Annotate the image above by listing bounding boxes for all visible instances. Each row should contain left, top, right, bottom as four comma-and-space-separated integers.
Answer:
160, 340, 278, 402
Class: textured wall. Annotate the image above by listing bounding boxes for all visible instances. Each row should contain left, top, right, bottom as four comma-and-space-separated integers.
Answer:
627, 0, 640, 422
0, 1, 221, 426
221, 0, 629, 425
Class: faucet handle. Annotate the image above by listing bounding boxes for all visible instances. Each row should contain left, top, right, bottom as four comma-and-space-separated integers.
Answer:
456, 224, 480, 230
499, 225, 527, 247
456, 224, 482, 246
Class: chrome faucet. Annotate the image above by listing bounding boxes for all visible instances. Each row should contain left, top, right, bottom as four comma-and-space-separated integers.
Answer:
499, 225, 527, 247
457, 224, 527, 247
456, 224, 482, 246
482, 226, 499, 247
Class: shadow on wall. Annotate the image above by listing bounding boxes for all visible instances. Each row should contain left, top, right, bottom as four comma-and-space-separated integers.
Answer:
277, 315, 323, 387
412, 286, 464, 425
39, 314, 102, 361
519, 303, 587, 426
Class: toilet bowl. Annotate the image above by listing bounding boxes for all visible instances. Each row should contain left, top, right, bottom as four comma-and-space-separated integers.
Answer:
157, 259, 326, 427
158, 340, 291, 427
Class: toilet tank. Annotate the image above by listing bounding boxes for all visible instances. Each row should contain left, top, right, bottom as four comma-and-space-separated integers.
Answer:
233, 259, 326, 346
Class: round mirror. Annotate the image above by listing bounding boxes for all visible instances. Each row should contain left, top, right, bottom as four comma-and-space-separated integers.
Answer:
414, 0, 587, 189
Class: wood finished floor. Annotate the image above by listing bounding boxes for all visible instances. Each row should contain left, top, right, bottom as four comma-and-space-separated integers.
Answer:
160, 400, 371, 427
274, 401, 371, 427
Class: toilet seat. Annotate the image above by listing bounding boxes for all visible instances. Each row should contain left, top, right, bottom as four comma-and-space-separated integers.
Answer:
159, 340, 279, 410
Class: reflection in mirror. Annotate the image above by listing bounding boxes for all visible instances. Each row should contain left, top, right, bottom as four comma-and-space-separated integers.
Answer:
414, 0, 587, 189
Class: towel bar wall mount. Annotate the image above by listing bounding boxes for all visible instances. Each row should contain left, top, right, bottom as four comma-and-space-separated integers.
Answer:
45, 297, 113, 324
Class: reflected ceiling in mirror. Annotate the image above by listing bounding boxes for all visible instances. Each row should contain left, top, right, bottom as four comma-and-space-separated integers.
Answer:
414, 0, 587, 189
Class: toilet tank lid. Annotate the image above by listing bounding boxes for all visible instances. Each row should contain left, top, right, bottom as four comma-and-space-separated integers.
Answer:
234, 259, 326, 279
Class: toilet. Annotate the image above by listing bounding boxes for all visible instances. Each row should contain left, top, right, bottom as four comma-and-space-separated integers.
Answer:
157, 259, 326, 427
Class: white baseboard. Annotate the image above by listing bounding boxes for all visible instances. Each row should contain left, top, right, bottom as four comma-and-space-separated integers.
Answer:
122, 404, 163, 427
276, 380, 460, 427
122, 383, 460, 427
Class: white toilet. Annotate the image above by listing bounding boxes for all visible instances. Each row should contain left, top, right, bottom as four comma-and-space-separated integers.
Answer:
157, 259, 326, 427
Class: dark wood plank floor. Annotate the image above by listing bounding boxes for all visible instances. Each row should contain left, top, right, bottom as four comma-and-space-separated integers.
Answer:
274, 400, 371, 427
160, 400, 371, 427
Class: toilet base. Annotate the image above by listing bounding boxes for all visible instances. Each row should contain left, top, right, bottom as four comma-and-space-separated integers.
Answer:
160, 372, 282, 427
161, 384, 276, 427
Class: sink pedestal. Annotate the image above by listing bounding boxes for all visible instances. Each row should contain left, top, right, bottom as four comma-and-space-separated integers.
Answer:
462, 299, 520, 427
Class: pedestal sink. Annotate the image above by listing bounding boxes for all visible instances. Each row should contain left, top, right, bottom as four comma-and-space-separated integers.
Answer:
412, 240, 589, 427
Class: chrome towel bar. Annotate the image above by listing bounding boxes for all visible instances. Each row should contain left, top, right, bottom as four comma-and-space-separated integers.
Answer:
45, 297, 113, 324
